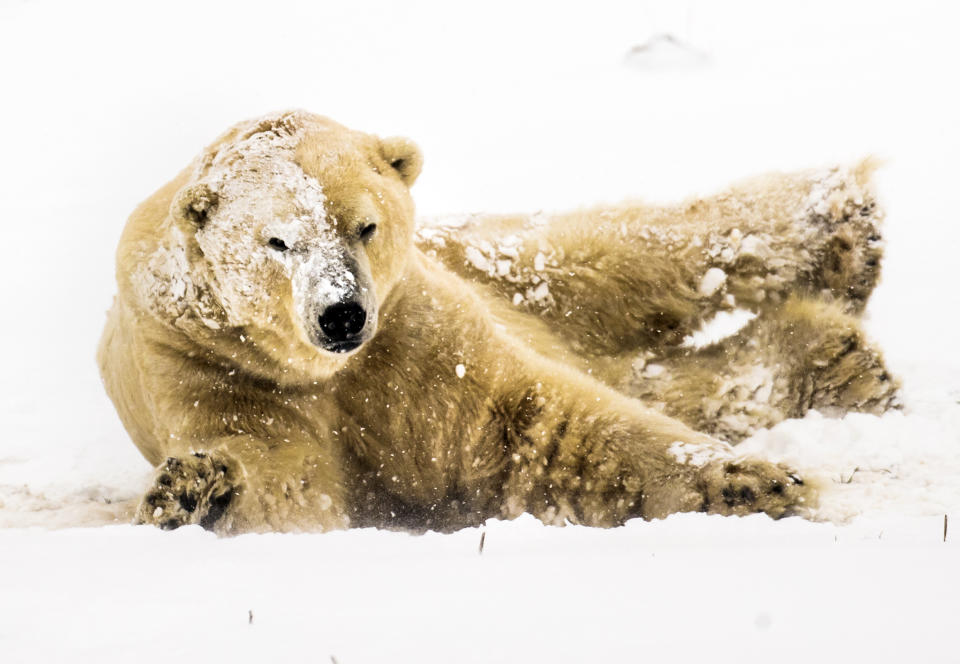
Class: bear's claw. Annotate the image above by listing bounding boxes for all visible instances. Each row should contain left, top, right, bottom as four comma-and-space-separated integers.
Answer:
698, 458, 812, 518
134, 452, 235, 531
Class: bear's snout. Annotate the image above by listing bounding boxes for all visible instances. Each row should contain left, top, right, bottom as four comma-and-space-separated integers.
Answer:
317, 301, 367, 353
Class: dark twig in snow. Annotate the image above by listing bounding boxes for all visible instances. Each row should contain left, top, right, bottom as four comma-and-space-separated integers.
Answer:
479, 528, 486, 555
945, 514, 949, 543
248, 610, 253, 625
841, 467, 860, 484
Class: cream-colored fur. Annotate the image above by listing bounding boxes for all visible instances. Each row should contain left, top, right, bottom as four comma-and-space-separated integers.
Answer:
419, 160, 896, 442
99, 110, 894, 534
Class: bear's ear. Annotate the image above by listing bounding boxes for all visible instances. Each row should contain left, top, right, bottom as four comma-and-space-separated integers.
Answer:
172, 182, 219, 229
380, 136, 423, 187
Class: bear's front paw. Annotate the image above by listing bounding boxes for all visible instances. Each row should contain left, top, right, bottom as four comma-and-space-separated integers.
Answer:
697, 458, 811, 518
134, 453, 236, 531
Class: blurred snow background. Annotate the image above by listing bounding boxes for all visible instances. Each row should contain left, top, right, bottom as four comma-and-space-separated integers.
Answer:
1, 0, 959, 661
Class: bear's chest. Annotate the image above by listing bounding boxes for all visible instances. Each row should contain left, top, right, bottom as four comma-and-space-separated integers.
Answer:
329, 371, 499, 503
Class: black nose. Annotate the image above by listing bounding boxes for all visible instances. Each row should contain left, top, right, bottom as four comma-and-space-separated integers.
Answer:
318, 302, 367, 343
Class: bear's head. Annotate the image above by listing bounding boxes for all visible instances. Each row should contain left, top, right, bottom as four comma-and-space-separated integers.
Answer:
163, 111, 422, 381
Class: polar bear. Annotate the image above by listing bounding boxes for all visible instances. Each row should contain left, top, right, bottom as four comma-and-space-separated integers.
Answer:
98, 110, 895, 533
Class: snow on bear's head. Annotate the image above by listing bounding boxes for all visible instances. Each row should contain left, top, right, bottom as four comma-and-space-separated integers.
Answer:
152, 111, 422, 381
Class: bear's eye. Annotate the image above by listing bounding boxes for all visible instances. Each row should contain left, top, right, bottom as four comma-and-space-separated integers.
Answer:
267, 237, 289, 252
359, 223, 378, 244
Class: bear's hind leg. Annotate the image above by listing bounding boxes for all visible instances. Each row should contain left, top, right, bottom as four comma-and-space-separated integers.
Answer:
622, 296, 900, 442
419, 161, 885, 359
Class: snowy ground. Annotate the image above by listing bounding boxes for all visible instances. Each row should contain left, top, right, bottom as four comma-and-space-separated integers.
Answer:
2, 1, 959, 661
